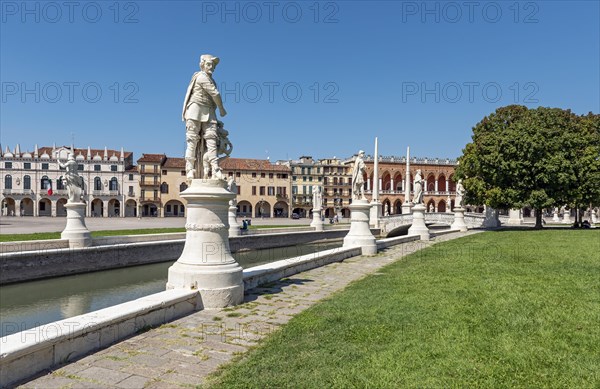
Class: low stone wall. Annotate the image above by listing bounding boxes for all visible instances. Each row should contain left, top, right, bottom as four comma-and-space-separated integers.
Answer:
0, 239, 70, 254
0, 229, 380, 285
376, 234, 421, 250
0, 229, 410, 387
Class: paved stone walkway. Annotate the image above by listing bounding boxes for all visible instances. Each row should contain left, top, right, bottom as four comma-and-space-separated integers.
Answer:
20, 231, 478, 389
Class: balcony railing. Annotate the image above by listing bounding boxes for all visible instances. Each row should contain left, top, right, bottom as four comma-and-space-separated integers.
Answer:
141, 196, 160, 202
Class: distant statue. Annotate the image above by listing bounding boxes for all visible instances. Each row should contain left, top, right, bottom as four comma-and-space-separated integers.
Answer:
182, 54, 228, 181
385, 203, 390, 216
412, 169, 424, 204
428, 204, 434, 213
455, 179, 465, 208
312, 185, 322, 210
227, 177, 237, 206
56, 152, 84, 203
351, 150, 367, 200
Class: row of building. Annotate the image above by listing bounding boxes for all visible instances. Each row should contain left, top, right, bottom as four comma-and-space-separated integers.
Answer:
0, 144, 462, 218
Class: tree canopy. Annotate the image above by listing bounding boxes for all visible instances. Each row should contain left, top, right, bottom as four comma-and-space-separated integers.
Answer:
456, 105, 600, 227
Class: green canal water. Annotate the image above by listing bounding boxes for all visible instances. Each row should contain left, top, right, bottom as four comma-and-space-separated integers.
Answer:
0, 242, 341, 337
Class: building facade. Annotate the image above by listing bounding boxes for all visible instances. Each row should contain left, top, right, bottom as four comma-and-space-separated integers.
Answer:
320, 157, 352, 219
288, 156, 322, 218
1, 144, 134, 218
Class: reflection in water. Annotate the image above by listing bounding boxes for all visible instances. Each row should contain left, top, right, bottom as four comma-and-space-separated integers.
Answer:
0, 242, 340, 337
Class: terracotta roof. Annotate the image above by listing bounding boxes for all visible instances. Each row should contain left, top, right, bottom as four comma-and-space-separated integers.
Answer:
163, 157, 185, 169
221, 158, 290, 172
38, 146, 132, 160
125, 165, 138, 172
137, 153, 166, 163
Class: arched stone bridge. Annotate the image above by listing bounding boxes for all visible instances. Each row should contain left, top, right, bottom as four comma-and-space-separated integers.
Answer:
379, 212, 494, 237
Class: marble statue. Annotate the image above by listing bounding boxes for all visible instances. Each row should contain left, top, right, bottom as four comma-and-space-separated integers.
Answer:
455, 179, 465, 208
412, 169, 424, 204
351, 150, 367, 200
56, 152, 84, 203
182, 54, 228, 180
227, 177, 237, 206
428, 204, 434, 213
312, 185, 322, 210
385, 203, 390, 216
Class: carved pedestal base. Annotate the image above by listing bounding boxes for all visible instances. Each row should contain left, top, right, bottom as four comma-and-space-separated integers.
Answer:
507, 209, 523, 225
552, 208, 560, 223
408, 204, 430, 240
451, 207, 468, 232
562, 212, 572, 224
401, 202, 413, 215
482, 206, 500, 228
167, 179, 243, 309
592, 211, 598, 224
369, 201, 381, 228
61, 202, 92, 248
343, 199, 377, 255
228, 205, 241, 237
310, 209, 324, 231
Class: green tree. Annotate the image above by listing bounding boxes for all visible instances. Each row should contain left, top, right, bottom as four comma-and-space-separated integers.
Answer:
456, 105, 599, 228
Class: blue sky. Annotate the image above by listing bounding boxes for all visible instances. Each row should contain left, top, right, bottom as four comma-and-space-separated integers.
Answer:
1, 0, 598, 162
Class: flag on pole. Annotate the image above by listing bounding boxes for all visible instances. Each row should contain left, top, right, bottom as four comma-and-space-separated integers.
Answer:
47, 179, 53, 196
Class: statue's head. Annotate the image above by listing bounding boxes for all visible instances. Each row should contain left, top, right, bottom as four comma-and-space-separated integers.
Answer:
358, 150, 365, 157
200, 54, 219, 75
67, 153, 75, 161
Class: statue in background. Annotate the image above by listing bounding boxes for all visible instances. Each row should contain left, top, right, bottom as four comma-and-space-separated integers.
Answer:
455, 179, 465, 208
312, 185, 322, 210
351, 150, 367, 200
56, 152, 84, 203
412, 169, 424, 204
182, 54, 228, 180
227, 177, 237, 206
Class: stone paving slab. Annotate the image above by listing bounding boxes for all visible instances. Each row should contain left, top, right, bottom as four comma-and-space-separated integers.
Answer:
19, 231, 478, 389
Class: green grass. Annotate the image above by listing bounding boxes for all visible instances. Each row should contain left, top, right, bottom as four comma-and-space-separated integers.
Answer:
206, 230, 600, 388
0, 224, 310, 242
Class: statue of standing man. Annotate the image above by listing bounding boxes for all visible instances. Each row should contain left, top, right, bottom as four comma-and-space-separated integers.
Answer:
351, 150, 367, 200
412, 169, 424, 204
182, 54, 228, 181
455, 178, 465, 208
56, 152, 85, 203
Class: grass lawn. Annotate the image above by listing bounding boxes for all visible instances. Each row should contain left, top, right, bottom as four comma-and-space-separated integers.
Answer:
207, 230, 600, 388
0, 224, 306, 242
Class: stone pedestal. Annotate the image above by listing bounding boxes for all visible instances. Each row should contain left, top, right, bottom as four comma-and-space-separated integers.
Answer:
369, 201, 381, 228
451, 207, 468, 232
310, 208, 324, 231
482, 206, 500, 228
507, 209, 523, 225
61, 202, 92, 248
402, 202, 412, 215
167, 179, 244, 309
592, 210, 598, 224
408, 204, 430, 240
228, 205, 240, 237
343, 199, 377, 255
552, 208, 560, 223
562, 210, 572, 224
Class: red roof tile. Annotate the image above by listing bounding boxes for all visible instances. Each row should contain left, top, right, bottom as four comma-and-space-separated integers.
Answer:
220, 158, 290, 172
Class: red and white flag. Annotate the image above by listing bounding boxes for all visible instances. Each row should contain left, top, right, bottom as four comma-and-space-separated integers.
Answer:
47, 179, 53, 196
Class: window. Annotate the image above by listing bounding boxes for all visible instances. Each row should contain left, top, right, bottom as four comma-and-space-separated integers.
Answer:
309, 176, 313, 182
292, 176, 297, 181
162, 170, 167, 175
56, 178, 65, 190
269, 173, 273, 179
153, 189, 158, 199
41, 175, 49, 189
141, 189, 145, 198
94, 165, 101, 171
303, 176, 307, 181
252, 172, 256, 178
128, 186, 134, 195
24, 162, 31, 169
228, 172, 233, 177
181, 170, 186, 176
252, 186, 256, 195
160, 182, 169, 194
40, 202, 46, 211
261, 173, 266, 178
301, 167, 305, 175
236, 172, 240, 177
282, 174, 288, 179
318, 177, 322, 181
5, 162, 12, 169
166, 204, 172, 212
292, 186, 297, 194
111, 165, 118, 172
259, 186, 265, 196
77, 164, 84, 171
4, 174, 12, 189
41, 163, 49, 170
24, 175, 31, 190
180, 183, 188, 192
268, 186, 275, 196
94, 177, 102, 191
237, 186, 241, 195
109, 177, 118, 191
129, 173, 134, 180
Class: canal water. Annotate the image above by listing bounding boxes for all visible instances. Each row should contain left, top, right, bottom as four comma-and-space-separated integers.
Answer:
0, 241, 341, 337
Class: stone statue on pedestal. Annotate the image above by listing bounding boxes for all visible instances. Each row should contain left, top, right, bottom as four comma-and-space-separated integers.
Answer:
56, 152, 84, 203
412, 169, 424, 204
312, 185, 322, 210
455, 179, 465, 208
227, 177, 237, 206
182, 54, 229, 181
351, 150, 367, 200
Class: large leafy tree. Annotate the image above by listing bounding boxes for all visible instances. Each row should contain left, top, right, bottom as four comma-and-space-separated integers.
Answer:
457, 105, 600, 228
